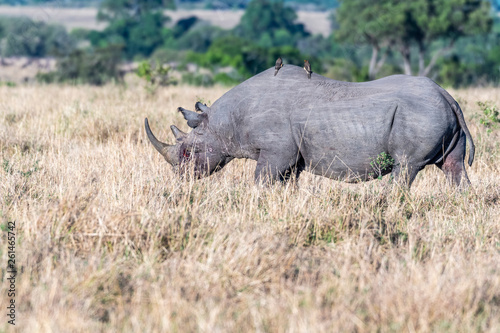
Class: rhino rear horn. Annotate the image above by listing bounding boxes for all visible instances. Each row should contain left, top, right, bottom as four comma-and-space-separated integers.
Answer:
170, 125, 187, 141
178, 107, 207, 128
145, 118, 180, 166
195, 102, 210, 113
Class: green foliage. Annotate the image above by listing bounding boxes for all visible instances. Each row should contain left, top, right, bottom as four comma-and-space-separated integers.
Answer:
2, 0, 498, 88
136, 60, 175, 94
20, 160, 39, 178
370, 152, 395, 179
90, 12, 171, 58
335, 0, 398, 45
477, 101, 500, 133
284, 0, 338, 10
186, 35, 311, 82
0, 81, 17, 87
335, 0, 493, 76
436, 32, 500, 87
97, 0, 175, 22
181, 72, 214, 86
213, 72, 241, 86
324, 58, 369, 82
91, 0, 174, 59
235, 0, 309, 47
37, 45, 123, 85
2, 159, 12, 175
204, 0, 248, 9
169, 24, 229, 53
0, 17, 76, 57
172, 16, 200, 38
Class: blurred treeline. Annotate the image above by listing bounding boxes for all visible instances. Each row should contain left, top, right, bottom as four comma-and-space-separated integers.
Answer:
0, 0, 499, 87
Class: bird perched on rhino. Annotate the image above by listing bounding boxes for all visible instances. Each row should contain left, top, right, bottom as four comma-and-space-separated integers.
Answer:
304, 60, 312, 79
274, 57, 283, 76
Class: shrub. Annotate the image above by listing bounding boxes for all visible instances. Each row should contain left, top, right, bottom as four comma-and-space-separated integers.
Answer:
477, 101, 500, 134
136, 60, 176, 94
1, 17, 76, 57
37, 45, 123, 85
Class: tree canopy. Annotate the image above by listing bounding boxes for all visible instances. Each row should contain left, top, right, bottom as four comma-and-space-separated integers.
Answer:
235, 0, 309, 47
91, 0, 175, 58
336, 0, 492, 78
97, 0, 175, 22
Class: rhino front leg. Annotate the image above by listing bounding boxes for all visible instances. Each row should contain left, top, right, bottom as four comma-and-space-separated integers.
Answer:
254, 149, 304, 184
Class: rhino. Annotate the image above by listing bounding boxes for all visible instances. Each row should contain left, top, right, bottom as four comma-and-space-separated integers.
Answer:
145, 65, 474, 188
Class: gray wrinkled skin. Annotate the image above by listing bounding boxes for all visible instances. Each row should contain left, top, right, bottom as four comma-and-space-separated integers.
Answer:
146, 65, 474, 188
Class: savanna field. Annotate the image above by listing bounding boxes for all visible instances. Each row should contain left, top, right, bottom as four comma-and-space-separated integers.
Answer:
0, 83, 499, 332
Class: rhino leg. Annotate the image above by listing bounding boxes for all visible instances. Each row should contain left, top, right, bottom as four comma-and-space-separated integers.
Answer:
390, 157, 423, 188
436, 132, 470, 188
254, 149, 304, 184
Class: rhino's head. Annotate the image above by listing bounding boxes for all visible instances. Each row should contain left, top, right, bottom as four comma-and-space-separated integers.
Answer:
145, 103, 230, 178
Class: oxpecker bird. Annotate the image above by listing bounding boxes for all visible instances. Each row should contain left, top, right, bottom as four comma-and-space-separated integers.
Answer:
274, 57, 283, 76
304, 60, 312, 79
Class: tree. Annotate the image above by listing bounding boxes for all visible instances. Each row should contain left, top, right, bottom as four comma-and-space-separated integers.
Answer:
404, 0, 492, 76
97, 0, 175, 22
1, 17, 76, 59
235, 0, 309, 47
94, 0, 175, 58
335, 0, 399, 79
38, 45, 123, 85
335, 0, 492, 78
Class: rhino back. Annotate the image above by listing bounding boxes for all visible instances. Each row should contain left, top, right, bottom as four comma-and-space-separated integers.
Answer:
207, 66, 457, 179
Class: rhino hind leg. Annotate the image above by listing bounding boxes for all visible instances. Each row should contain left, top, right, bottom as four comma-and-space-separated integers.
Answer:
390, 161, 423, 188
436, 133, 471, 188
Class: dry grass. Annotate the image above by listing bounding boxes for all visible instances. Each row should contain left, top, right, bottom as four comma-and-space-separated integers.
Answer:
0, 84, 499, 332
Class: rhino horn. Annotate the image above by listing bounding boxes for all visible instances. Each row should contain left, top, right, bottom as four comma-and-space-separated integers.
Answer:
178, 107, 207, 128
145, 118, 180, 166
170, 125, 187, 141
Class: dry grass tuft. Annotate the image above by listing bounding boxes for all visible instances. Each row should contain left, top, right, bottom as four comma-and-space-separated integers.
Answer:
1, 84, 499, 332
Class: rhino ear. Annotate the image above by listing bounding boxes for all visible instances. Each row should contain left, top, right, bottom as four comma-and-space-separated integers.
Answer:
195, 102, 210, 113
178, 107, 208, 129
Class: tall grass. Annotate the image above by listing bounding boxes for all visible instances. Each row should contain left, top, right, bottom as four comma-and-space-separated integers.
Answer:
1, 84, 499, 332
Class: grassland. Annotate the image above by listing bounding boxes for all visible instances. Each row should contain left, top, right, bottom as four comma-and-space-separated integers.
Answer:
0, 83, 499, 332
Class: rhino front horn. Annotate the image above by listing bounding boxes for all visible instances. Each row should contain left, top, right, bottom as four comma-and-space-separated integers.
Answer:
145, 118, 180, 166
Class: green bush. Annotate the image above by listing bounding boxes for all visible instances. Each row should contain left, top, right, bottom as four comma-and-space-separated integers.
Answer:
136, 60, 176, 94
235, 0, 309, 47
37, 45, 123, 85
181, 72, 214, 86
213, 72, 241, 86
186, 36, 312, 80
0, 17, 76, 57
477, 101, 500, 134
90, 12, 170, 59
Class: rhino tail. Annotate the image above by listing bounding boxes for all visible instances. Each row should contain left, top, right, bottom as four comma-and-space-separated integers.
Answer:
452, 101, 475, 166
